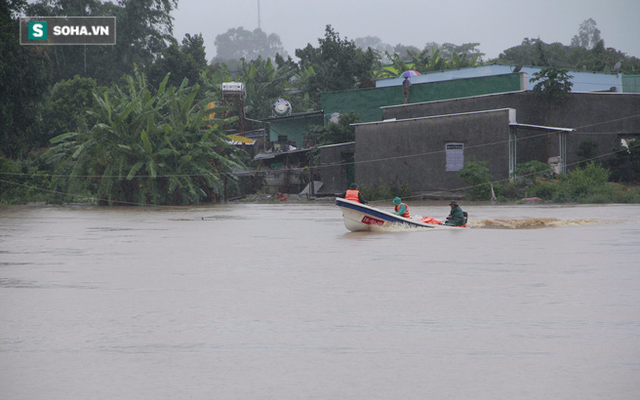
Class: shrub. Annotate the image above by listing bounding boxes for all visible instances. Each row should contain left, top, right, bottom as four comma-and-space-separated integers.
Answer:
495, 181, 525, 201
525, 180, 560, 200
577, 140, 598, 165
0, 156, 57, 204
544, 162, 616, 203
494, 161, 555, 201
458, 161, 493, 200
563, 161, 610, 199
515, 161, 554, 183
607, 139, 640, 183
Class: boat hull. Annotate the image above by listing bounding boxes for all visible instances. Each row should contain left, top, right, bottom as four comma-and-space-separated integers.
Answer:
335, 198, 461, 232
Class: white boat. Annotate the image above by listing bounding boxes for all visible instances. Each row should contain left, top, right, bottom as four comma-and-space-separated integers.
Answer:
335, 197, 467, 232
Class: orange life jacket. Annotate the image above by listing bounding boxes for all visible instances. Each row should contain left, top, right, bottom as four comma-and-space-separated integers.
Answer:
345, 189, 361, 202
394, 203, 410, 218
420, 216, 442, 225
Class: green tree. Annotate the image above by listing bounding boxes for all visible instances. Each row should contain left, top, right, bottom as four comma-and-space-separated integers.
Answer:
571, 18, 602, 50
493, 20, 639, 74
147, 33, 208, 89
213, 27, 286, 63
0, 0, 54, 158
449, 51, 479, 69
496, 38, 542, 66
304, 111, 358, 147
375, 42, 481, 78
295, 25, 377, 108
304, 111, 359, 179
439, 42, 484, 66
44, 72, 246, 205
530, 67, 574, 159
529, 67, 574, 102
42, 75, 101, 147
354, 35, 393, 63
570, 40, 630, 73
237, 56, 297, 121
25, 0, 178, 85
391, 44, 421, 60
376, 52, 411, 78
405, 47, 431, 72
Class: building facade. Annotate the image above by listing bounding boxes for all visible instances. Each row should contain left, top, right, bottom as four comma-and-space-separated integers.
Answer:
351, 91, 640, 193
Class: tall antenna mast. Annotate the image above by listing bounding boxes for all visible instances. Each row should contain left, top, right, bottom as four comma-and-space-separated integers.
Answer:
257, 0, 261, 30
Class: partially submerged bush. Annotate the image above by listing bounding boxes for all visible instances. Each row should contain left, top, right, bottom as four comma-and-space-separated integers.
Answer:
524, 162, 640, 203
458, 161, 493, 200
460, 159, 640, 203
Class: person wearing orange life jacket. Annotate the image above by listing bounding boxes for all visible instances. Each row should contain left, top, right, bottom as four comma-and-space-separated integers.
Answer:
338, 183, 368, 204
392, 197, 410, 218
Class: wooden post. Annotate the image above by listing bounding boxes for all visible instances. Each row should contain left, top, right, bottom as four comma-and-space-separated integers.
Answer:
308, 157, 314, 200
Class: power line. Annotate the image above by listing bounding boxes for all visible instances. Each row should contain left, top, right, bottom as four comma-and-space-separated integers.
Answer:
315, 113, 640, 171
1, 114, 638, 203
0, 177, 154, 207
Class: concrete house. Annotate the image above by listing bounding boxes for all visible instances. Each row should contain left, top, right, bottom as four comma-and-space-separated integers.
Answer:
351, 90, 640, 194
246, 66, 640, 196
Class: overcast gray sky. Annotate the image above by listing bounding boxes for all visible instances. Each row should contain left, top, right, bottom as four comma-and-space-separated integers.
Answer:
172, 0, 640, 64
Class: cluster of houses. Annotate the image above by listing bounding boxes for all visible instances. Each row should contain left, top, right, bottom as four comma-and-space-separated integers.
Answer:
227, 64, 640, 198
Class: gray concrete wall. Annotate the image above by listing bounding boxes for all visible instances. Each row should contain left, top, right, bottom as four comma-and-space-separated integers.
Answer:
384, 92, 640, 131
382, 91, 640, 169
317, 142, 355, 193
354, 109, 514, 192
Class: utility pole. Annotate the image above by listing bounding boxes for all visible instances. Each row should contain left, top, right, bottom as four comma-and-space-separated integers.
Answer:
257, 0, 261, 30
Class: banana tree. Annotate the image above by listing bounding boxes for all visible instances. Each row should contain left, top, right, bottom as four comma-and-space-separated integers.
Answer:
45, 72, 246, 205
450, 52, 479, 69
238, 56, 297, 120
374, 52, 410, 78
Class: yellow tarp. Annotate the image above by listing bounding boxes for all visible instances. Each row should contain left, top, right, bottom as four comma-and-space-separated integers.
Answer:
227, 135, 255, 145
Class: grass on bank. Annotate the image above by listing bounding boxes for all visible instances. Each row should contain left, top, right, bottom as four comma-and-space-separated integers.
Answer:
462, 161, 640, 204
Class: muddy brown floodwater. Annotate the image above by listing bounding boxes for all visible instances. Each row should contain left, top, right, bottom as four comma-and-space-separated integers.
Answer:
1, 202, 639, 400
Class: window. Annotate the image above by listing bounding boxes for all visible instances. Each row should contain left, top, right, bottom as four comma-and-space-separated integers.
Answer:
445, 143, 464, 172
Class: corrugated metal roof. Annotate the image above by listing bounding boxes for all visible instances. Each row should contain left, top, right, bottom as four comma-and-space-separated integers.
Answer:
261, 110, 324, 122
510, 123, 574, 132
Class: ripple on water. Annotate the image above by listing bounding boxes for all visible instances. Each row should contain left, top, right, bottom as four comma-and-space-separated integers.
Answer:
469, 218, 603, 229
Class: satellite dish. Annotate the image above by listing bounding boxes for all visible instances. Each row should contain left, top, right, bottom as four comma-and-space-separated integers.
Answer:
272, 98, 292, 117
329, 112, 341, 124
612, 61, 622, 74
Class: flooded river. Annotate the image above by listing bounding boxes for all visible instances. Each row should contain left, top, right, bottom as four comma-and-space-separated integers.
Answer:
1, 201, 639, 399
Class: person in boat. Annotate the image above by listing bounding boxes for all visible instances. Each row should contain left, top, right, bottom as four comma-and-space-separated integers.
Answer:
392, 197, 410, 218
444, 200, 465, 226
338, 183, 368, 204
